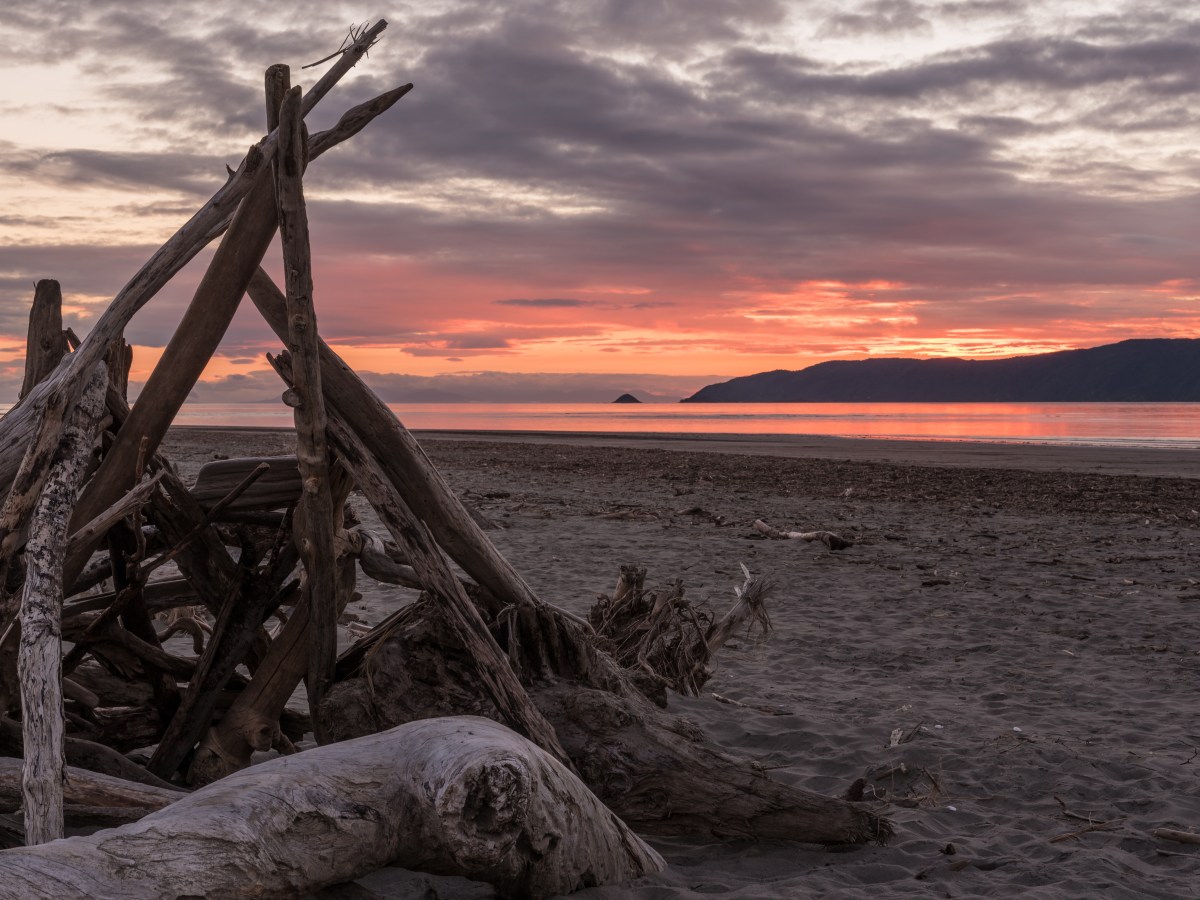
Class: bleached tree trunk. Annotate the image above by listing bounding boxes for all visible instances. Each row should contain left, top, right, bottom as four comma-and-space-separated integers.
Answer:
0, 717, 664, 900
18, 364, 108, 844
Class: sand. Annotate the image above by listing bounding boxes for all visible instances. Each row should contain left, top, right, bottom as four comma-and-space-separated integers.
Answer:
160, 428, 1200, 899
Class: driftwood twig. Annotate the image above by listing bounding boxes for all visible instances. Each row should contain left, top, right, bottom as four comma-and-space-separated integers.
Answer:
753, 519, 852, 550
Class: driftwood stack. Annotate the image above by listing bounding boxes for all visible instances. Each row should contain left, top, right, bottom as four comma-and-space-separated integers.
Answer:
0, 22, 891, 897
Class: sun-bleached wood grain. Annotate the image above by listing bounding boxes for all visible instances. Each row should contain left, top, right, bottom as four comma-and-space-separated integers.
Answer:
0, 717, 664, 900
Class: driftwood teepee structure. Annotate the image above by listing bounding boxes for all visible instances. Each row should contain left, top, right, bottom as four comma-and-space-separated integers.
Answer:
0, 22, 889, 896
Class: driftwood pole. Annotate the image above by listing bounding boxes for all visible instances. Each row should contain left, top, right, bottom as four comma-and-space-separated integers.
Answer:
19, 281, 68, 401
18, 363, 108, 845
278, 353, 570, 763
247, 269, 549, 620
274, 83, 339, 730
0, 387, 79, 711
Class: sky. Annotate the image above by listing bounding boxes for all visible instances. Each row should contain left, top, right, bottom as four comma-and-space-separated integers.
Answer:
0, 1, 1196, 403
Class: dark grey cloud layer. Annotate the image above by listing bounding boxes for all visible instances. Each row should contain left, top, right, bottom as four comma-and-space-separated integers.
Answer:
1, 0, 1196, 403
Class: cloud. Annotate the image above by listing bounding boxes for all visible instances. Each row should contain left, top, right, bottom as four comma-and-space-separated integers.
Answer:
495, 298, 594, 308
818, 0, 933, 38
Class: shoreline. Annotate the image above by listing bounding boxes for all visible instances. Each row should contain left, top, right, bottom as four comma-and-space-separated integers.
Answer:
167, 425, 1200, 479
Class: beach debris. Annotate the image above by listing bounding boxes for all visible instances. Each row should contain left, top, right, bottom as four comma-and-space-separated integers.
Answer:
854, 762, 943, 808
587, 562, 775, 698
753, 519, 852, 550
888, 722, 924, 748
1048, 795, 1124, 842
710, 693, 791, 716
1152, 828, 1200, 846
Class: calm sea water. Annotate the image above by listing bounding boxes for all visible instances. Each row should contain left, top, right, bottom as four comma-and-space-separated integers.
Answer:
143, 401, 1200, 449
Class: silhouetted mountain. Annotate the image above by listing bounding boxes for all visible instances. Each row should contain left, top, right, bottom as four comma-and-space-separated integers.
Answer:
683, 339, 1200, 402
612, 393, 642, 403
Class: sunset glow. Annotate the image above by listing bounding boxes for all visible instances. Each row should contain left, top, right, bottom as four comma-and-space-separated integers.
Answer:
1, 1, 1196, 403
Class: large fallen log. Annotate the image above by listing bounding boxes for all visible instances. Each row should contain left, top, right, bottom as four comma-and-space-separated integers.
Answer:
0, 717, 664, 900
323, 595, 891, 846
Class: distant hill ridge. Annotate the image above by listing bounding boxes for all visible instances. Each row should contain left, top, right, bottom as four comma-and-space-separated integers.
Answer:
683, 339, 1200, 403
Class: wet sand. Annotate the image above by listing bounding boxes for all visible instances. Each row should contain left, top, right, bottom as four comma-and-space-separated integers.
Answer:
161, 427, 1200, 898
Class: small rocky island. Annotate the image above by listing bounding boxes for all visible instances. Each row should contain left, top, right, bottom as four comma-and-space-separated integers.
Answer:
612, 393, 641, 403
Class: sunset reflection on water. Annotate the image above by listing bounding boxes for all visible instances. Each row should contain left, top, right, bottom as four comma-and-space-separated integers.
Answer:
133, 401, 1200, 449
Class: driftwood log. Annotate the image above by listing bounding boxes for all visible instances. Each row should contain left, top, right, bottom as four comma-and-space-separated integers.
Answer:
753, 519, 853, 550
0, 757, 182, 827
0, 717, 663, 900
322, 593, 890, 845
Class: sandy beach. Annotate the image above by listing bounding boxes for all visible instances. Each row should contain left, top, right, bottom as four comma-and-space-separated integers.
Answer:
161, 428, 1200, 898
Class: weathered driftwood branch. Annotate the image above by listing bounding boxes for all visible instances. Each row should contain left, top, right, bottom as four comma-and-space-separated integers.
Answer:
348, 527, 424, 590
185, 575, 320, 784
0, 757, 183, 826
0, 718, 174, 790
307, 83, 414, 158
141, 462, 268, 581
28, 19, 386, 410
590, 564, 774, 699
63, 470, 163, 559
56, 463, 261, 684
705, 563, 775, 658
754, 519, 853, 550
0, 718, 663, 899
18, 364, 107, 845
0, 389, 73, 562
183, 464, 354, 782
1153, 827, 1200, 846
19, 280, 68, 401
309, 382, 570, 765
147, 576, 298, 781
248, 269, 559, 622
103, 337, 132, 403
64, 578, 196, 620
275, 83, 340, 730
144, 460, 241, 615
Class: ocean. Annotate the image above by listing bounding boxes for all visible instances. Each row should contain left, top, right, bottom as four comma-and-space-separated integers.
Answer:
143, 401, 1200, 449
